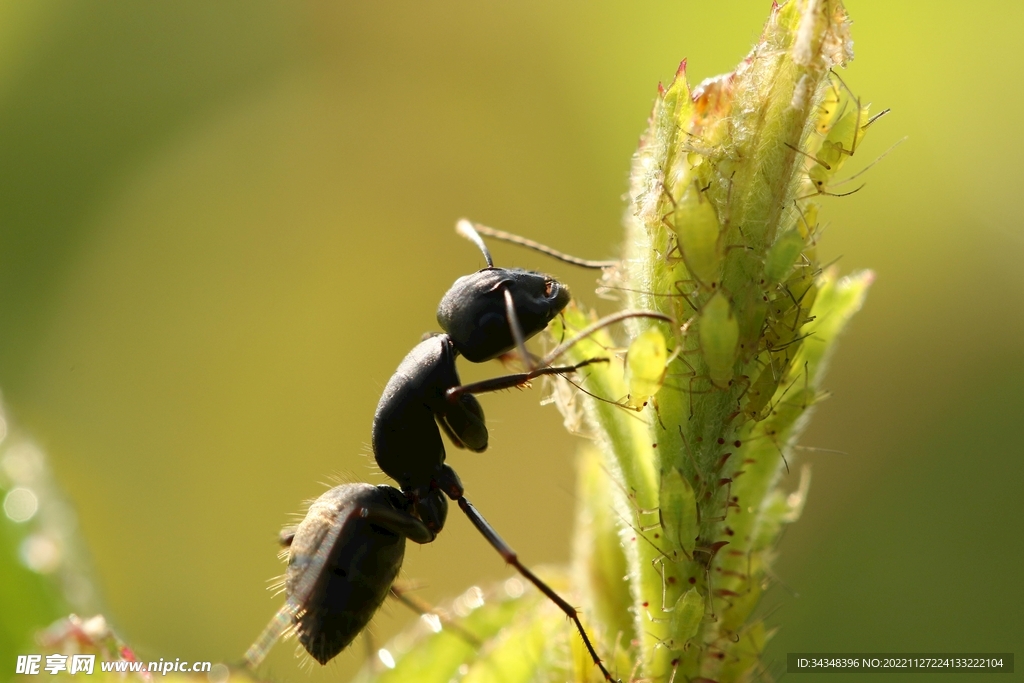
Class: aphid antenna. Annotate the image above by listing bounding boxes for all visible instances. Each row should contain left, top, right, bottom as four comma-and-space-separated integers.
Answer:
830, 135, 906, 188
760, 563, 800, 599
792, 444, 849, 456
827, 68, 861, 109
455, 218, 494, 268
600, 284, 687, 299
466, 220, 619, 270
768, 432, 793, 477
766, 331, 815, 353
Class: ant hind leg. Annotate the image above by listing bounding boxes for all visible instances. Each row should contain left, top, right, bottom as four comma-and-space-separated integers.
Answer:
455, 495, 620, 683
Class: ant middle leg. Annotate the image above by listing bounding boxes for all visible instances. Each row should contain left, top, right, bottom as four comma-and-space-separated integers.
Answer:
438, 392, 489, 452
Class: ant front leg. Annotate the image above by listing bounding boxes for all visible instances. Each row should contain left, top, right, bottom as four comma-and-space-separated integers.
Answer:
444, 357, 609, 404
438, 392, 488, 452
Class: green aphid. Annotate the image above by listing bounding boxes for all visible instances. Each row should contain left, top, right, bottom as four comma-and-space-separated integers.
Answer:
797, 203, 818, 239
743, 363, 782, 421
795, 279, 819, 329
764, 229, 805, 285
719, 621, 767, 681
671, 186, 722, 287
767, 267, 817, 334
668, 588, 704, 650
626, 328, 668, 409
659, 468, 697, 559
815, 81, 843, 136
808, 102, 872, 191
796, 202, 819, 263
699, 291, 739, 388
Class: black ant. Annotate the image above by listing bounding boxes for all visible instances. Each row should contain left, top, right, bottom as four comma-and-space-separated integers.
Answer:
244, 221, 671, 681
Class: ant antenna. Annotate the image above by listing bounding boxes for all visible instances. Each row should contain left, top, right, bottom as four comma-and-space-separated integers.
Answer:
456, 219, 494, 268
468, 221, 619, 270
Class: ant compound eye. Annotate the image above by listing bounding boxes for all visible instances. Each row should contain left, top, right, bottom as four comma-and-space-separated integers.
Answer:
544, 280, 556, 298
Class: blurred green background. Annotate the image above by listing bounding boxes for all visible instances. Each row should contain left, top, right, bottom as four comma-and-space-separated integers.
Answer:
0, 1, 1021, 681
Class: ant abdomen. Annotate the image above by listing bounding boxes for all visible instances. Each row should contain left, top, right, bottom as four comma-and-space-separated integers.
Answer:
285, 484, 408, 664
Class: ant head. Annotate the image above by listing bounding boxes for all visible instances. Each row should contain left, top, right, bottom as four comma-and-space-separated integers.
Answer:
437, 267, 570, 363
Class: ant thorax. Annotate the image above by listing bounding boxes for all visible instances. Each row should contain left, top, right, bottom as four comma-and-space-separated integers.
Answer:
372, 334, 462, 492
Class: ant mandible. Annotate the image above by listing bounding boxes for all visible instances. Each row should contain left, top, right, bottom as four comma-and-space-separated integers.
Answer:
244, 221, 670, 682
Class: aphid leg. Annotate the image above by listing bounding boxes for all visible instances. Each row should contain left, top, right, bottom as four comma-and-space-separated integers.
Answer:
671, 280, 701, 314
597, 462, 663, 534
668, 658, 681, 683
691, 551, 719, 621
